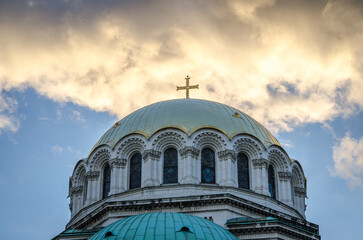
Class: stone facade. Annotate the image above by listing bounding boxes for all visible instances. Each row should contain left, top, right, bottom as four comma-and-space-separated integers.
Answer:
53, 127, 320, 240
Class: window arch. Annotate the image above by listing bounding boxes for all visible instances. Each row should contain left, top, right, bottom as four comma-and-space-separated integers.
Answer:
129, 153, 142, 189
201, 148, 215, 184
102, 164, 111, 199
268, 164, 276, 199
237, 152, 250, 190
163, 148, 178, 184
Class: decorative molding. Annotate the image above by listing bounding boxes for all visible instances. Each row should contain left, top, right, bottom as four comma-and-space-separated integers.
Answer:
294, 187, 306, 197
252, 158, 269, 168
71, 186, 83, 195
93, 149, 111, 161
90, 148, 111, 170
142, 149, 161, 161
268, 149, 288, 170
193, 132, 226, 151
180, 146, 200, 158
278, 171, 293, 181
152, 131, 186, 151
217, 149, 236, 161
86, 171, 100, 180
117, 137, 146, 158
233, 137, 262, 158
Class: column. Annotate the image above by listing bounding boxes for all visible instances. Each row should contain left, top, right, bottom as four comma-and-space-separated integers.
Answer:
278, 171, 293, 206
142, 150, 161, 187
217, 150, 236, 187
179, 147, 199, 184
294, 187, 306, 215
85, 171, 100, 205
110, 158, 126, 194
252, 158, 269, 196
70, 186, 83, 217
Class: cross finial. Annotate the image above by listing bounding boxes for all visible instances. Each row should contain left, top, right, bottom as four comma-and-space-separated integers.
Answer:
177, 75, 199, 99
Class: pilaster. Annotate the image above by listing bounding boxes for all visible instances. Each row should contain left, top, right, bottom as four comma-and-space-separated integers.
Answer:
110, 158, 126, 194
70, 186, 83, 216
294, 187, 306, 215
142, 150, 161, 187
218, 150, 236, 187
252, 158, 270, 196
179, 146, 199, 184
278, 171, 293, 206
85, 171, 100, 205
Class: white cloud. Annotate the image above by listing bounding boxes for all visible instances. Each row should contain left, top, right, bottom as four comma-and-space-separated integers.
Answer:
51, 145, 63, 154
70, 110, 85, 123
0, 0, 362, 134
331, 133, 363, 189
0, 94, 19, 134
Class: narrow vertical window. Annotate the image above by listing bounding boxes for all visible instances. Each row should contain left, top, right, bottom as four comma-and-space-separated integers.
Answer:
237, 152, 250, 190
83, 180, 88, 204
129, 153, 142, 189
163, 148, 178, 184
102, 164, 111, 199
201, 148, 215, 184
268, 165, 276, 199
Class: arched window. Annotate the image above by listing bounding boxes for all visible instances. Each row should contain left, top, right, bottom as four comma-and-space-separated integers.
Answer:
102, 164, 111, 199
163, 148, 178, 184
268, 165, 276, 199
201, 148, 215, 184
129, 153, 142, 189
237, 152, 250, 190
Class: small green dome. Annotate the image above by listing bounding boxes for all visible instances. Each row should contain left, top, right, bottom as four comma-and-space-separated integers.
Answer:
89, 212, 238, 240
93, 99, 280, 151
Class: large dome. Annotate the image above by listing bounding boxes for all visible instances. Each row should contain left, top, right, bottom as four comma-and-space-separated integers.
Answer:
89, 212, 238, 240
93, 99, 280, 150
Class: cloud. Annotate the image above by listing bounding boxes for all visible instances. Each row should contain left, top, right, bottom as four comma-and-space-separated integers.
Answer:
69, 110, 85, 123
0, 0, 363, 134
331, 133, 363, 188
51, 145, 82, 157
51, 145, 63, 154
0, 93, 19, 134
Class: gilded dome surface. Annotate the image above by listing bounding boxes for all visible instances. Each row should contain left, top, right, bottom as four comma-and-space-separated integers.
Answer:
89, 212, 238, 240
93, 99, 280, 150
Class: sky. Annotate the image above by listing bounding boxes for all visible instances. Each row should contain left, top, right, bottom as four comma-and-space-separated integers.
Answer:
0, 0, 363, 239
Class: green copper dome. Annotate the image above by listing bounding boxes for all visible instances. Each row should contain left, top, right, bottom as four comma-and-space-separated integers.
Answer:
93, 99, 280, 150
89, 212, 238, 240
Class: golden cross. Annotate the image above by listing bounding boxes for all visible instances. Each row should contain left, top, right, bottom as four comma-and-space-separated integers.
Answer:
177, 75, 199, 99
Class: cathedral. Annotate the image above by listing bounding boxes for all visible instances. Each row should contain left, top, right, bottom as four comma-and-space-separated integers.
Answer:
53, 79, 320, 240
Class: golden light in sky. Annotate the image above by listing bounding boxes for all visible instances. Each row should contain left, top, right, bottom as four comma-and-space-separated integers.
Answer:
0, 1, 362, 183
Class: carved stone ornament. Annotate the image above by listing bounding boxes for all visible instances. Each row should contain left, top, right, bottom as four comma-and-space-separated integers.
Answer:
142, 149, 161, 161
217, 149, 236, 161
268, 149, 288, 166
278, 171, 293, 181
116, 137, 146, 158
193, 132, 226, 150
294, 187, 306, 197
71, 186, 83, 195
252, 158, 269, 168
152, 131, 186, 151
180, 146, 200, 158
233, 137, 262, 157
110, 158, 126, 168
86, 171, 100, 180
92, 149, 111, 161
